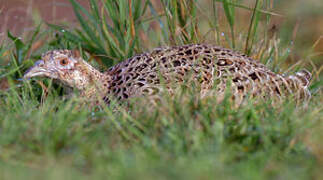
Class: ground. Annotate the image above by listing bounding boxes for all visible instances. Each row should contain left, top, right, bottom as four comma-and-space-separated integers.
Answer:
0, 0, 322, 179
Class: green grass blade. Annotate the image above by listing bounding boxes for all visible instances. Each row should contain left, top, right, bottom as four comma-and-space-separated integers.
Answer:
221, 0, 235, 48
245, 0, 262, 55
69, 0, 105, 52
212, 1, 221, 44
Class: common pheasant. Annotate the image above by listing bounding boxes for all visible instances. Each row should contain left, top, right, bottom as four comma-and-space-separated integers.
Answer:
24, 44, 311, 104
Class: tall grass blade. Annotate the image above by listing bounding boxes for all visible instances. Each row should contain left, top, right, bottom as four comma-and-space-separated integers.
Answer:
245, 0, 262, 55
212, 1, 221, 45
221, 0, 235, 48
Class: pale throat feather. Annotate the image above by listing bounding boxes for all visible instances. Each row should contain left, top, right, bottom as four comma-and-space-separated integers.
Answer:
77, 61, 108, 99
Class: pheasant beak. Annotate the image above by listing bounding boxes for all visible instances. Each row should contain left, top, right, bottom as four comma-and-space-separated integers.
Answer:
24, 60, 47, 79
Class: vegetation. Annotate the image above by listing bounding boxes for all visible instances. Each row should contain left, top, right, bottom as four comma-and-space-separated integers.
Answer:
0, 0, 322, 179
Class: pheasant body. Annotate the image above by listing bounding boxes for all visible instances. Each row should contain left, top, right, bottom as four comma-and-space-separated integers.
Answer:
24, 44, 311, 104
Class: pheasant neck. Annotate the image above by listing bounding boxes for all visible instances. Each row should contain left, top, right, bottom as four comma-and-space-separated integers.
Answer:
77, 61, 106, 99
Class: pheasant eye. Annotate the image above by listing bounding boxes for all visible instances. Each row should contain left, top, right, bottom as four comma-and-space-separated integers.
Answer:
59, 58, 69, 66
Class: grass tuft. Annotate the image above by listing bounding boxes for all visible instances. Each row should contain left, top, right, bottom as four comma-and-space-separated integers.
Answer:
0, 0, 322, 179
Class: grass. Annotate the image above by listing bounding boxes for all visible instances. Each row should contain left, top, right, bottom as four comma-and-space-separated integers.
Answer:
0, 0, 322, 179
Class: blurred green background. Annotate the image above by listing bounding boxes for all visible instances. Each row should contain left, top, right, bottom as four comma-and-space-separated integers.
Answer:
0, 1, 322, 180
1, 0, 322, 58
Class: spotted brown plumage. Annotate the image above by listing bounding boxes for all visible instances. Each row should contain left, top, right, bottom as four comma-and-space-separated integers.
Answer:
24, 44, 311, 104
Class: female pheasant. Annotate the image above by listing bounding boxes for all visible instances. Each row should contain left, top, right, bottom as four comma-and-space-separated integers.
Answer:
24, 44, 311, 104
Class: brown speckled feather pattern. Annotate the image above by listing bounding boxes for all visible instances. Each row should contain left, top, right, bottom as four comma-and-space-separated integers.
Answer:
101, 44, 311, 102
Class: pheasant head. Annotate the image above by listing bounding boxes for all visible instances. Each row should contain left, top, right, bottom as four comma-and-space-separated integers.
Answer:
24, 50, 104, 93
